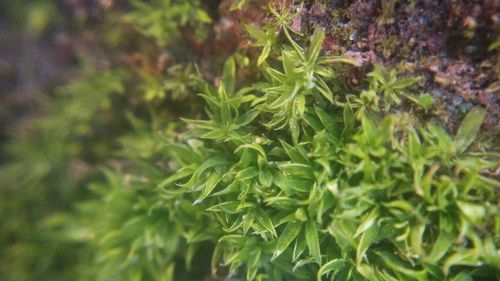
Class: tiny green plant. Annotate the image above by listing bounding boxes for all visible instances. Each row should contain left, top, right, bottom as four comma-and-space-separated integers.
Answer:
152, 28, 500, 281
125, 0, 212, 45
356, 65, 433, 113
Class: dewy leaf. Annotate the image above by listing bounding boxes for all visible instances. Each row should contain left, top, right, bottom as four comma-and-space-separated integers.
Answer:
356, 223, 380, 265
283, 28, 305, 61
315, 106, 335, 130
197, 172, 221, 201
273, 221, 303, 260
296, 93, 306, 116
235, 109, 259, 127
293, 231, 307, 261
317, 259, 345, 281
278, 163, 315, 180
292, 258, 316, 272
454, 106, 486, 154
236, 166, 259, 181
290, 117, 300, 144
308, 29, 325, 63
243, 210, 255, 235
235, 143, 267, 160
354, 207, 379, 238
255, 208, 277, 237
258, 169, 273, 187
305, 218, 321, 264
315, 78, 334, 104
280, 140, 310, 165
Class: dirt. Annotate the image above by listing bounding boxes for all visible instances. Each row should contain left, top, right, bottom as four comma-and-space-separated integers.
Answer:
287, 0, 499, 135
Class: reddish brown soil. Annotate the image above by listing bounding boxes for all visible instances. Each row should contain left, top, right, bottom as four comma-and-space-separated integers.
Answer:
287, 0, 499, 135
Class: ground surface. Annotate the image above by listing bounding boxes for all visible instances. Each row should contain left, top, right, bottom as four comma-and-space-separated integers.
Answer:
292, 0, 499, 133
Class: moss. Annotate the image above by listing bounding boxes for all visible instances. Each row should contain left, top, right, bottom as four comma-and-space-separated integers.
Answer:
1, 1, 499, 281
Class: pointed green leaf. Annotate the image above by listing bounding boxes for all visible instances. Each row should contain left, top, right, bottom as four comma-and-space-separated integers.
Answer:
246, 248, 261, 280
342, 101, 355, 139
197, 173, 221, 201
273, 221, 303, 260
308, 29, 325, 63
279, 139, 310, 165
290, 117, 300, 144
255, 208, 277, 237
356, 223, 379, 265
158, 165, 195, 189
375, 251, 428, 280
317, 259, 345, 281
292, 232, 307, 262
354, 207, 379, 238
243, 210, 255, 235
305, 218, 321, 264
427, 215, 454, 263
235, 109, 259, 127
258, 169, 273, 187
315, 78, 333, 103
319, 55, 361, 67
258, 43, 271, 65
454, 106, 486, 154
222, 57, 236, 94
245, 24, 268, 42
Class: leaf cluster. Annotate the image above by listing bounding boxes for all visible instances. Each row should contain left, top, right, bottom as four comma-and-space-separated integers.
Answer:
152, 28, 500, 281
125, 0, 212, 46
1, 3, 499, 281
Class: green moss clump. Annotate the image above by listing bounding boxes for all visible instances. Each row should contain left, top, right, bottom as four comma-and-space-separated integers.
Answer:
1, 2, 499, 281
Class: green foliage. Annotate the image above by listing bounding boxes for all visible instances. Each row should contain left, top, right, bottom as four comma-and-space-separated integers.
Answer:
357, 65, 433, 112
1, 2, 499, 281
252, 29, 358, 144
230, 0, 253, 11
140, 64, 200, 101
151, 29, 500, 280
0, 69, 126, 280
488, 39, 500, 52
125, 0, 211, 45
246, 24, 277, 65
